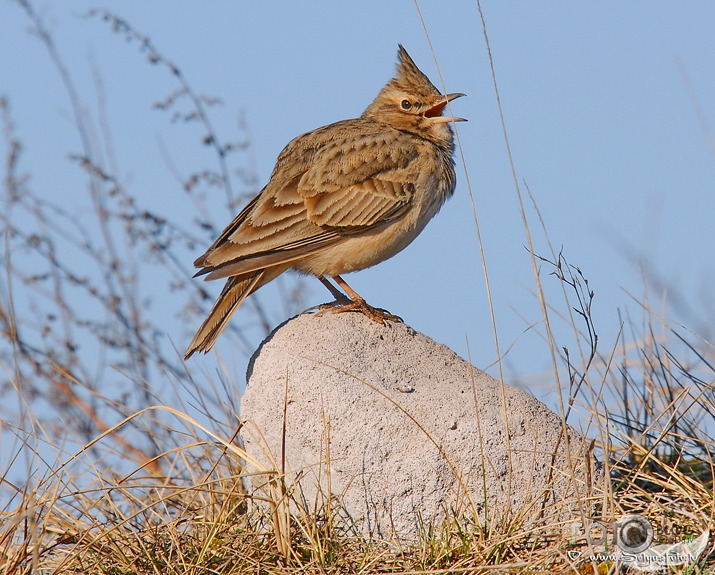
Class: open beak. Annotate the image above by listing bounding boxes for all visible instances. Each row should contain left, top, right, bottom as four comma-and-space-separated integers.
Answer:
424, 92, 467, 123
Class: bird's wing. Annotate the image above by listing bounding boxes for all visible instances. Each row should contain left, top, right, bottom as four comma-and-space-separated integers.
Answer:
194, 178, 344, 280
194, 127, 419, 281
193, 194, 261, 268
298, 131, 418, 228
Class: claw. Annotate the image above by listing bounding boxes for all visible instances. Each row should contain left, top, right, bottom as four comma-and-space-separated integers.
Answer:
309, 298, 402, 325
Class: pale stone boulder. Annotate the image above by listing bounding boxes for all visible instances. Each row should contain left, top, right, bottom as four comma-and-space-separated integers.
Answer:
241, 312, 597, 538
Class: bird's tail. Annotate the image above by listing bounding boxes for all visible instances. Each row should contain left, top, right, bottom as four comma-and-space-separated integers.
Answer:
184, 270, 269, 359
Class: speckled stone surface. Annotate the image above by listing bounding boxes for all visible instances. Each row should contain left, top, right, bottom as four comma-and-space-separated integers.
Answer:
241, 312, 598, 538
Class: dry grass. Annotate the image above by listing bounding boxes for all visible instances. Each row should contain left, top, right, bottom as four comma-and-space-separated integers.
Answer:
1, 306, 714, 574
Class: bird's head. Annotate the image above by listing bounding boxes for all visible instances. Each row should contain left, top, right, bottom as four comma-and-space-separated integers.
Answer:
362, 45, 466, 149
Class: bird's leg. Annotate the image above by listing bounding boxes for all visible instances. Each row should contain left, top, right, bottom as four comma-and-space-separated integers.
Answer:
311, 274, 402, 325
303, 275, 351, 313
317, 275, 350, 302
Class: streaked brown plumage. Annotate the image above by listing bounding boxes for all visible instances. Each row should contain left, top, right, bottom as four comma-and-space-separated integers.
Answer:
185, 45, 465, 359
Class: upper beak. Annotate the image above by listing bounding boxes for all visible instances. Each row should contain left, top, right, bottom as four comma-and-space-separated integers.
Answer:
424, 92, 467, 123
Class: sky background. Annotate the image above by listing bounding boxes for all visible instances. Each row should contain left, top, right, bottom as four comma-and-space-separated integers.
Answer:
2, 1, 714, 413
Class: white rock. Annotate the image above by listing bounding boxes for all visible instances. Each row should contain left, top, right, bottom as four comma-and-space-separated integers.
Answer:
241, 312, 598, 538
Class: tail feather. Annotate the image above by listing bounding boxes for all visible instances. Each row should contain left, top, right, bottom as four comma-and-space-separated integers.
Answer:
184, 272, 264, 359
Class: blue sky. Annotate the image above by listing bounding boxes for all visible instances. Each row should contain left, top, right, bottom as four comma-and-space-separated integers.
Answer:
2, 2, 714, 404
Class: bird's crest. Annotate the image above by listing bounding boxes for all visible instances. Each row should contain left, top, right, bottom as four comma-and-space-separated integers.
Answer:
391, 45, 440, 97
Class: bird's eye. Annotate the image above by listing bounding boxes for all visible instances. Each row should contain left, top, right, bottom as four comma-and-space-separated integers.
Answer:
400, 99, 412, 110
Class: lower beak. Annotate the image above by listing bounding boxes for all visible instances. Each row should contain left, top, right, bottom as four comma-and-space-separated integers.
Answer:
424, 92, 467, 123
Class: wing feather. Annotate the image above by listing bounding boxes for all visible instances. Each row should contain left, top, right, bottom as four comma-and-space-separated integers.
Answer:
193, 121, 421, 280
298, 132, 417, 228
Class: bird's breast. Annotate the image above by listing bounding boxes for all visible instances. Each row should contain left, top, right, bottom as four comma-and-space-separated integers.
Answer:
294, 155, 454, 277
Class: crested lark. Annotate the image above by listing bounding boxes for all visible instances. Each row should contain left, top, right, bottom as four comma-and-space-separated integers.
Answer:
185, 45, 465, 359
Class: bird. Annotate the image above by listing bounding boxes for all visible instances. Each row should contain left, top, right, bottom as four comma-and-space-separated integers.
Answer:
184, 45, 465, 359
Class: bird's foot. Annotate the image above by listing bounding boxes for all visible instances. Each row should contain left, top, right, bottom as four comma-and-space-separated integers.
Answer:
310, 297, 403, 325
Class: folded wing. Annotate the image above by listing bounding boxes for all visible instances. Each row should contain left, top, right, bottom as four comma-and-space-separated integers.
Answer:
194, 124, 419, 281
